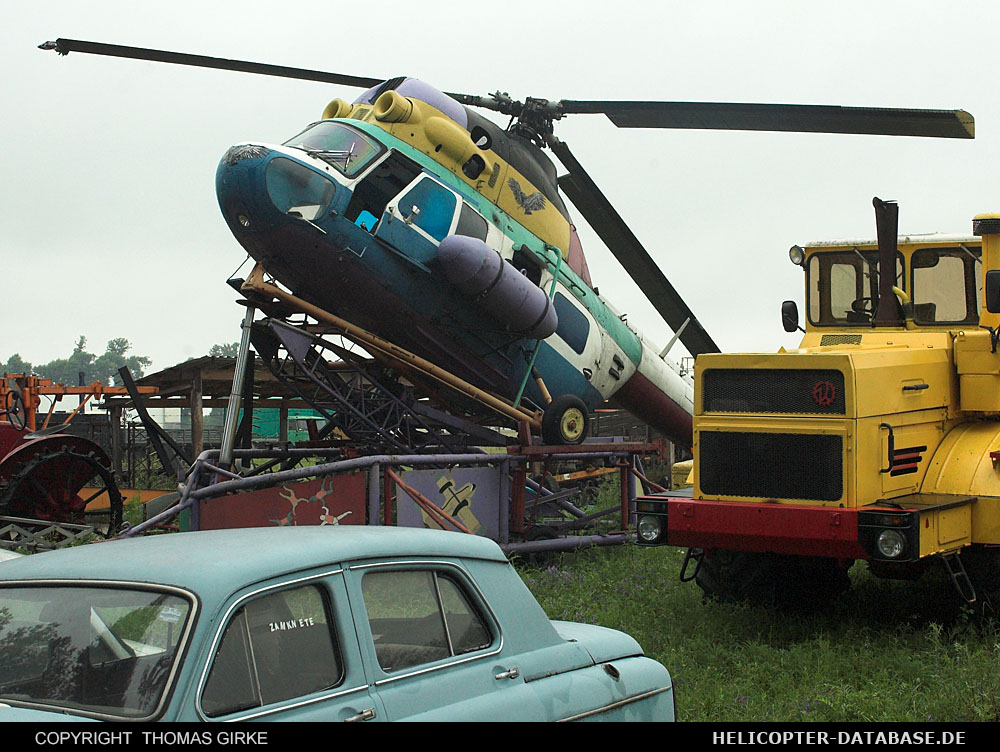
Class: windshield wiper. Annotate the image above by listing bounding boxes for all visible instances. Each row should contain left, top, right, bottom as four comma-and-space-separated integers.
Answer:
300, 142, 357, 169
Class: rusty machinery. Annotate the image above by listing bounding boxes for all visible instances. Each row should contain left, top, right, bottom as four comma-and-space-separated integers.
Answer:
0, 374, 157, 540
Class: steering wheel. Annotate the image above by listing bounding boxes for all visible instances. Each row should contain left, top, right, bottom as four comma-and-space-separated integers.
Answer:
850, 297, 874, 314
2, 389, 27, 430
844, 297, 874, 322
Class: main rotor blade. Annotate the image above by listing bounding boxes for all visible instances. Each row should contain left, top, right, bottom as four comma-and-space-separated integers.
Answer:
558, 100, 974, 139
39, 38, 385, 89
550, 138, 719, 356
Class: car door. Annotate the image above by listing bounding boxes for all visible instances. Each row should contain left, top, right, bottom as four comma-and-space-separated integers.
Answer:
344, 560, 547, 721
193, 569, 384, 722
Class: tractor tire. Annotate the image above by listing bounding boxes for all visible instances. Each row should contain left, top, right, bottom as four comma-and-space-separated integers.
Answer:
541, 394, 589, 445
960, 545, 1000, 616
696, 549, 851, 608
0, 439, 123, 539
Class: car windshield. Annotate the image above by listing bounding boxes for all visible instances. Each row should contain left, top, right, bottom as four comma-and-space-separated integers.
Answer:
0, 585, 192, 720
284, 122, 384, 177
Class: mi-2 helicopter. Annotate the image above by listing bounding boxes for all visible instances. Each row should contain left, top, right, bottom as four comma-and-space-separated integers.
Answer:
40, 40, 974, 447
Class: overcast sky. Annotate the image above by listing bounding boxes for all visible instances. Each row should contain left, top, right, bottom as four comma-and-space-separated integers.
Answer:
3, 1, 997, 376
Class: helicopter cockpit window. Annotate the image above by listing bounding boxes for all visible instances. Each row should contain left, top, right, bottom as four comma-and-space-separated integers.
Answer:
265, 158, 337, 222
807, 250, 903, 326
455, 204, 488, 241
910, 247, 981, 325
284, 122, 384, 178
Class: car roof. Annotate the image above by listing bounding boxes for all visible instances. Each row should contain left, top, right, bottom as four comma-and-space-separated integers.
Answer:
0, 526, 509, 595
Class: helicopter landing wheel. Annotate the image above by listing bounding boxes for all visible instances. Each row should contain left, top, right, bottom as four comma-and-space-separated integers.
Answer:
541, 394, 589, 445
0, 446, 123, 539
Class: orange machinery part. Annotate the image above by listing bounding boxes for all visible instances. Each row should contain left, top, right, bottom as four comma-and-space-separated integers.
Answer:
1, 373, 158, 431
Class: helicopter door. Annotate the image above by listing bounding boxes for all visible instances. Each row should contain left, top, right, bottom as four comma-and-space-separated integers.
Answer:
592, 324, 635, 397
375, 175, 458, 265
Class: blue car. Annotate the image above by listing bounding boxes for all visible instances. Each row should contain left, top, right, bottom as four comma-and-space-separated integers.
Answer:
0, 528, 673, 721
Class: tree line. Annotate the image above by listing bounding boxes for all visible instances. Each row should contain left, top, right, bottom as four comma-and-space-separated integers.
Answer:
1, 336, 150, 386
3, 339, 244, 386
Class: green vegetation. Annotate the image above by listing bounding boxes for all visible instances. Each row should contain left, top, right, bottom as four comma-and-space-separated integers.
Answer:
516, 543, 1000, 722
2, 336, 151, 385
208, 342, 241, 357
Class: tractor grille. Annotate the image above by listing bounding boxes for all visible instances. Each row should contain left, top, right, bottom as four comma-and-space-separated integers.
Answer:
702, 369, 846, 415
699, 431, 844, 501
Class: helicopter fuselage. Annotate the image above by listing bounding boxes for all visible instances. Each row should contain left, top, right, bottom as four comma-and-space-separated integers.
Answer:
215, 86, 694, 444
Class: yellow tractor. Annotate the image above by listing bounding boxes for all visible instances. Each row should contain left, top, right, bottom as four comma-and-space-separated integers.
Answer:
636, 198, 1000, 610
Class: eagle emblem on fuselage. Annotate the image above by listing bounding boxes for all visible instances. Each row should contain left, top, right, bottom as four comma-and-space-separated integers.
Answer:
507, 178, 547, 215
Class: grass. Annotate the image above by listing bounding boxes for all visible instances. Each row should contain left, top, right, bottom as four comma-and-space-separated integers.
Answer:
515, 543, 1000, 722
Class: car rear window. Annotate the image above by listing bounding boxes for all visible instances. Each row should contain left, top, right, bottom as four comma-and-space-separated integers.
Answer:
361, 569, 492, 673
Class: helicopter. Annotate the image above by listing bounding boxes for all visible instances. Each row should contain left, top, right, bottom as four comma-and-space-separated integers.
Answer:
40, 39, 974, 447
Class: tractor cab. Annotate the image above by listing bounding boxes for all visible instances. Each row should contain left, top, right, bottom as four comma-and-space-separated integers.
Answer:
783, 234, 982, 338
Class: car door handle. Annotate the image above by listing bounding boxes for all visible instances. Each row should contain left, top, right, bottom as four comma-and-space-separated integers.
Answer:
495, 666, 520, 681
345, 707, 377, 722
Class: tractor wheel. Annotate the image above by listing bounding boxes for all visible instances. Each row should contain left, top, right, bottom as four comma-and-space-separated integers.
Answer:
696, 549, 851, 608
960, 545, 1000, 616
0, 440, 123, 539
541, 395, 589, 445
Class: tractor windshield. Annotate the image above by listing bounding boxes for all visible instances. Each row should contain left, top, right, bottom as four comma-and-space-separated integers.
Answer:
284, 122, 384, 177
0, 585, 193, 720
806, 249, 903, 327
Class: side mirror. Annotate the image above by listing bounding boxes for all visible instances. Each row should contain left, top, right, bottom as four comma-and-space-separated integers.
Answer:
781, 300, 801, 333
986, 270, 1000, 314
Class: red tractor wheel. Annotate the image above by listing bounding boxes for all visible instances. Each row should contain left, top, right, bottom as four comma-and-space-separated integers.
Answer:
0, 435, 123, 538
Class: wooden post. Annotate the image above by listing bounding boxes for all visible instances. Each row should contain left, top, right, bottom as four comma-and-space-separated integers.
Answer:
191, 369, 204, 458
279, 403, 289, 444
110, 405, 123, 480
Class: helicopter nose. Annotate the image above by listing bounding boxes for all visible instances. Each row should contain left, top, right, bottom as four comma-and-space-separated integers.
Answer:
216, 145, 337, 233
216, 144, 273, 233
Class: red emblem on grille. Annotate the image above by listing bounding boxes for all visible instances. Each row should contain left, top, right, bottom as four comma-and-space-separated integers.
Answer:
812, 381, 837, 407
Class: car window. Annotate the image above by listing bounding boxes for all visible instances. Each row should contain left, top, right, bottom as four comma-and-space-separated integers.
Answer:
361, 569, 492, 673
201, 585, 342, 717
0, 586, 192, 720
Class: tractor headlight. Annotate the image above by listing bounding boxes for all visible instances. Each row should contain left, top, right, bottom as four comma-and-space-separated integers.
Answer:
789, 245, 806, 266
876, 529, 906, 559
637, 515, 663, 543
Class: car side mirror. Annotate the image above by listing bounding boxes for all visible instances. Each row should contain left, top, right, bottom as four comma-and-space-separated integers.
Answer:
986, 270, 1000, 313
781, 300, 802, 333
